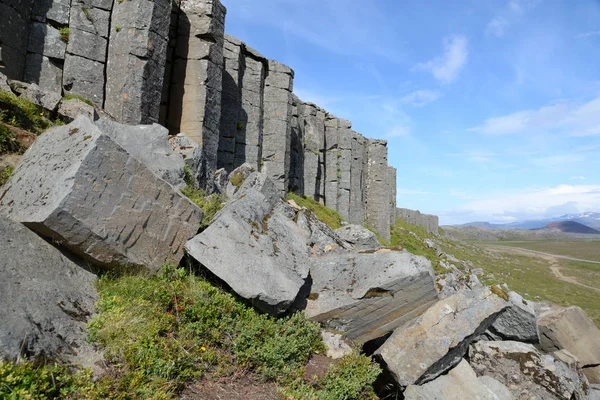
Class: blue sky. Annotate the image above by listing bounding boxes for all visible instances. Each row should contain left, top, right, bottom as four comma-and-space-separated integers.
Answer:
221, 0, 600, 225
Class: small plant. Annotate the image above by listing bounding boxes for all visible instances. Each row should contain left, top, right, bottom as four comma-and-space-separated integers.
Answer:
285, 192, 344, 230
82, 6, 92, 21
236, 121, 245, 130
228, 171, 244, 188
114, 25, 121, 32
62, 94, 94, 107
0, 91, 52, 133
0, 124, 23, 155
0, 165, 14, 187
181, 185, 224, 227
59, 27, 70, 43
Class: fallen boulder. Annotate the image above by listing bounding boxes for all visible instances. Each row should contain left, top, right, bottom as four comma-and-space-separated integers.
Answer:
297, 209, 353, 256
306, 250, 438, 343
375, 287, 508, 386
0, 216, 99, 367
185, 172, 311, 316
58, 98, 99, 122
169, 132, 203, 187
538, 306, 600, 384
490, 291, 539, 343
334, 224, 381, 251
0, 116, 203, 272
404, 359, 513, 400
469, 341, 589, 400
95, 118, 186, 188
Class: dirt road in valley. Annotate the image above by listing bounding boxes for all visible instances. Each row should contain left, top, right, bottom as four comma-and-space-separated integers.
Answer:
484, 245, 600, 293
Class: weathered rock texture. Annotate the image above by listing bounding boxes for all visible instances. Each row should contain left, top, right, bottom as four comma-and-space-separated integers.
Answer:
0, 116, 203, 272
0, 215, 99, 366
404, 359, 513, 400
396, 208, 439, 233
306, 251, 438, 343
375, 287, 509, 387
334, 224, 381, 251
185, 171, 310, 315
469, 341, 589, 400
538, 306, 600, 383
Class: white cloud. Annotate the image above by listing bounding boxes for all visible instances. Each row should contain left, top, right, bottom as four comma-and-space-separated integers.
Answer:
293, 87, 341, 108
442, 184, 600, 224
509, 0, 524, 14
530, 155, 583, 169
386, 125, 411, 138
570, 176, 586, 181
400, 90, 441, 106
470, 95, 600, 136
576, 31, 600, 39
414, 35, 469, 84
486, 17, 508, 38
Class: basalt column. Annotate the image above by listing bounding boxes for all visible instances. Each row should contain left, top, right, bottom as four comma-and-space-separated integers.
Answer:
166, 0, 225, 189
323, 116, 339, 211
336, 119, 352, 220
0, 0, 33, 80
349, 131, 367, 225
288, 95, 303, 194
365, 139, 391, 242
262, 60, 293, 196
105, 0, 171, 122
299, 102, 325, 202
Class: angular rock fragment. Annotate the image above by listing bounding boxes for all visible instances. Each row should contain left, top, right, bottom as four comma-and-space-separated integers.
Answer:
538, 306, 600, 366
469, 341, 589, 400
19, 82, 61, 111
404, 359, 513, 400
306, 251, 438, 343
169, 132, 203, 186
58, 98, 99, 122
0, 215, 99, 366
375, 287, 509, 386
490, 291, 539, 343
320, 331, 353, 360
185, 172, 310, 315
296, 208, 352, 256
334, 224, 381, 251
0, 116, 203, 272
95, 118, 186, 188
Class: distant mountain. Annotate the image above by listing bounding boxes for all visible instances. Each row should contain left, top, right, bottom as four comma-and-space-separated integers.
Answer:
535, 221, 600, 235
457, 212, 600, 230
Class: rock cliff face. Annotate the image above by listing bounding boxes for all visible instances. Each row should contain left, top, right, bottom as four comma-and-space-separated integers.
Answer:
396, 207, 439, 233
0, 0, 398, 238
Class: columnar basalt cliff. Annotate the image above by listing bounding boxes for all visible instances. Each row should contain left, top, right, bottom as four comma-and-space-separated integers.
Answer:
396, 208, 440, 233
0, 0, 399, 239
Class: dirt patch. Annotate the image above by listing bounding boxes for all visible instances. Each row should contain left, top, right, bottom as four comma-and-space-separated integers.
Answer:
181, 373, 283, 400
303, 354, 340, 384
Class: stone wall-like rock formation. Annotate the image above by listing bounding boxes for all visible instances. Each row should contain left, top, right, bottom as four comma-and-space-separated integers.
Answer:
0, 0, 399, 238
396, 207, 439, 233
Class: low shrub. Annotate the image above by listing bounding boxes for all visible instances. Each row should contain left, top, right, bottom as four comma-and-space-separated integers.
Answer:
0, 165, 14, 187
181, 185, 224, 227
285, 192, 344, 230
0, 91, 52, 133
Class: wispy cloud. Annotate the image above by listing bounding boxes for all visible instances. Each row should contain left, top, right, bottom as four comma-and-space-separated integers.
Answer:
414, 35, 469, 84
576, 31, 600, 39
486, 17, 508, 38
400, 90, 441, 106
470, 95, 600, 136
385, 125, 411, 138
530, 155, 583, 169
447, 151, 496, 163
442, 184, 600, 224
570, 176, 586, 181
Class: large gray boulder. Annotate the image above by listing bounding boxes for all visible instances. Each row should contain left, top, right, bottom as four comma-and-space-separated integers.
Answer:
469, 341, 589, 400
185, 172, 311, 316
538, 306, 600, 384
0, 116, 203, 272
334, 224, 381, 251
95, 118, 186, 188
296, 209, 353, 256
404, 359, 513, 400
375, 287, 509, 386
0, 216, 99, 366
306, 250, 438, 344
490, 291, 539, 343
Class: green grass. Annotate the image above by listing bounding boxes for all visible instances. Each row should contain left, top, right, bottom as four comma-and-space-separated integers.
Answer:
285, 193, 343, 230
0, 124, 24, 155
0, 90, 53, 134
228, 170, 245, 188
181, 185, 224, 228
0, 165, 14, 187
62, 94, 94, 107
477, 240, 600, 262
59, 27, 70, 43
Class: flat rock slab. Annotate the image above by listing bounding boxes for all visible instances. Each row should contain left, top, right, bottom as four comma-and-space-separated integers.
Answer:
490, 291, 539, 343
185, 172, 310, 316
0, 216, 99, 366
0, 116, 203, 272
334, 224, 381, 251
404, 359, 513, 400
538, 306, 600, 368
470, 341, 589, 400
306, 251, 438, 344
375, 287, 509, 387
